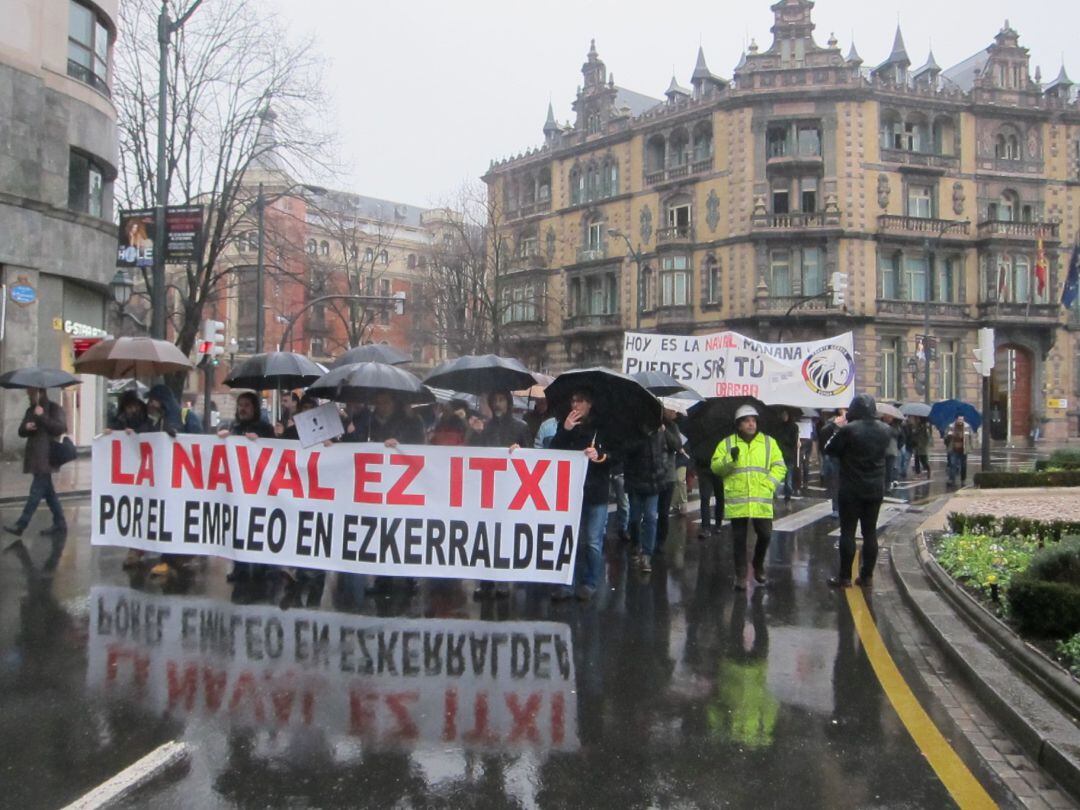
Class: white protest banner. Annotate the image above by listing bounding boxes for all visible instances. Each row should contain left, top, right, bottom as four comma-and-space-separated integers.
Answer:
293, 401, 345, 448
87, 586, 579, 752
91, 434, 589, 585
622, 330, 856, 409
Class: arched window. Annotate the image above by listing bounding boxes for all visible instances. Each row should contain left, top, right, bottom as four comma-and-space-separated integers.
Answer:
319, 240, 330, 256
646, 135, 666, 174
569, 167, 582, 205
669, 127, 689, 167
379, 250, 389, 265
693, 122, 713, 164
538, 167, 552, 202
931, 116, 955, 156
999, 190, 1020, 222
602, 161, 618, 197
407, 253, 417, 269
306, 239, 317, 255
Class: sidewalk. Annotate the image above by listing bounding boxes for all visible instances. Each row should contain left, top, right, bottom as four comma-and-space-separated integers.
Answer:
0, 456, 92, 505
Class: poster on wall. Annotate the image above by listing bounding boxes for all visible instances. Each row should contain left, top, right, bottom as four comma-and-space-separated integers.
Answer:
116, 206, 204, 267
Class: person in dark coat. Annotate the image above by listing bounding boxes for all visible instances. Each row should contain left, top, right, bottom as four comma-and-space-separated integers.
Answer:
686, 430, 723, 540
471, 390, 531, 449
550, 387, 613, 602
654, 411, 685, 556
4, 388, 68, 539
469, 390, 529, 599
824, 394, 892, 588
278, 394, 320, 440
622, 425, 670, 575
773, 409, 800, 504
219, 392, 275, 440
108, 391, 150, 433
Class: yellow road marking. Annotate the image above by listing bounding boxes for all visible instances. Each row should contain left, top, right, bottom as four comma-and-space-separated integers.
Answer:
845, 576, 997, 809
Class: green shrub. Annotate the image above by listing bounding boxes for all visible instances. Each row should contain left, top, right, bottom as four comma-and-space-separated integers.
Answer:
975, 470, 1080, 488
1056, 633, 1080, 677
1008, 539, 1080, 638
1047, 448, 1080, 470
1008, 577, 1080, 638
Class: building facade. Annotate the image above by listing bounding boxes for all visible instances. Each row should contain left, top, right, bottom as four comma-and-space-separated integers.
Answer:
484, 0, 1080, 441
0, 0, 118, 452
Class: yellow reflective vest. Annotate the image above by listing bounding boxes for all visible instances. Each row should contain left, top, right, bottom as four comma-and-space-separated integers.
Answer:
710, 432, 787, 519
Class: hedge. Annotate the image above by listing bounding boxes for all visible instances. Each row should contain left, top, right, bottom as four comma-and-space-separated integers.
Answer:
974, 470, 1080, 488
946, 513, 1079, 544
1007, 538, 1080, 639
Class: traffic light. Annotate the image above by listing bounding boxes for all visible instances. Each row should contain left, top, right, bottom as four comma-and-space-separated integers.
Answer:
830, 271, 847, 308
201, 319, 226, 366
972, 327, 995, 377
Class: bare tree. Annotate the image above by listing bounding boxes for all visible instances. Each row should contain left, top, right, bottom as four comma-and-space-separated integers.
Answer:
114, 0, 333, 378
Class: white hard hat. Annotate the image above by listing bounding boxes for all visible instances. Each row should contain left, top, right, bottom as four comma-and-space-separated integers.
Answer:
735, 404, 759, 421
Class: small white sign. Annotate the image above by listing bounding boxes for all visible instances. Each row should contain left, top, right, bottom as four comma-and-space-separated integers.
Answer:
292, 402, 344, 448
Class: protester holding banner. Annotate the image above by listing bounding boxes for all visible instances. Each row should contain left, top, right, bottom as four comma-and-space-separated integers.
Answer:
710, 405, 786, 590
774, 410, 799, 504
551, 388, 612, 601
470, 390, 530, 600
824, 394, 891, 588
108, 391, 150, 434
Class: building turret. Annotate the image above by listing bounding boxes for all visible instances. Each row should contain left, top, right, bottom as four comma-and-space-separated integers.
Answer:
873, 26, 910, 84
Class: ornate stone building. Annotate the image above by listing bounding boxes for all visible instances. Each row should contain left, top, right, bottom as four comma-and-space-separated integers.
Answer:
484, 0, 1080, 441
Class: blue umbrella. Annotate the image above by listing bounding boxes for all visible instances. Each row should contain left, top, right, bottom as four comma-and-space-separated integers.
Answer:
929, 399, 981, 433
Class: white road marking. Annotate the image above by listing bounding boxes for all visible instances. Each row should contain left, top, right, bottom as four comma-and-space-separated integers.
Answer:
828, 504, 908, 538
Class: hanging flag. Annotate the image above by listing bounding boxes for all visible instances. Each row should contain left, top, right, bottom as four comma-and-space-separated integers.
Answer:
1035, 238, 1048, 298
997, 255, 1009, 302
1062, 242, 1080, 309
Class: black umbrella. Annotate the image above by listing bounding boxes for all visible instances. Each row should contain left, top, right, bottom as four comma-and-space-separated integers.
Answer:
331, 343, 410, 368
544, 367, 661, 445
630, 370, 690, 397
307, 361, 430, 403
224, 352, 326, 390
423, 354, 537, 394
0, 368, 81, 389
684, 396, 782, 460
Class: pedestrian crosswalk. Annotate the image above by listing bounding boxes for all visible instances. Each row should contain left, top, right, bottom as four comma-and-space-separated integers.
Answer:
772, 502, 834, 533
826, 503, 908, 538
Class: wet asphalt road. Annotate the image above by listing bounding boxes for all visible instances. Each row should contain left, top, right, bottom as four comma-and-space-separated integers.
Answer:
0, 453, 1035, 809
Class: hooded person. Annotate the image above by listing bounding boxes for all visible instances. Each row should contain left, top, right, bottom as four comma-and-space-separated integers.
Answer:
472, 389, 531, 449
108, 391, 150, 433
710, 404, 787, 591
823, 393, 892, 588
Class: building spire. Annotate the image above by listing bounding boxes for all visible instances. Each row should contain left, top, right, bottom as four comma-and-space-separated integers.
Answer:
543, 101, 559, 137
886, 25, 910, 66
692, 46, 711, 82
846, 40, 862, 66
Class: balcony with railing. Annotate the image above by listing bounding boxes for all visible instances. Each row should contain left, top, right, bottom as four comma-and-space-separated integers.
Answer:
67, 59, 111, 97
879, 148, 958, 171
562, 312, 623, 332
657, 225, 695, 244
877, 215, 971, 237
875, 299, 970, 319
644, 155, 714, 187
751, 211, 830, 230
755, 294, 840, 315
976, 220, 1059, 241
654, 305, 695, 326
576, 245, 607, 264
977, 300, 1060, 322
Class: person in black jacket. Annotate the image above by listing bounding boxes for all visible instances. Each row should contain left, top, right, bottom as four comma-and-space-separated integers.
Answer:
4, 388, 68, 539
550, 387, 612, 602
623, 427, 669, 575
824, 394, 891, 588
774, 409, 800, 504
470, 390, 529, 599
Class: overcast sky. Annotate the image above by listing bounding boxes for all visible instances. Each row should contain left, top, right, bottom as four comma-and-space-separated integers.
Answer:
267, 0, 1075, 207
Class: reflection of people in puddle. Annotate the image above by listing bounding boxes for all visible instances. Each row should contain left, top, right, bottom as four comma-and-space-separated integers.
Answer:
707, 594, 778, 749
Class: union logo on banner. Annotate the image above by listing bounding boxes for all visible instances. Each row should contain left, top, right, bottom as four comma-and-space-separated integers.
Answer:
801, 344, 855, 397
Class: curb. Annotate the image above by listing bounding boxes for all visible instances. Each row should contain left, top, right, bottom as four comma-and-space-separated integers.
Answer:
890, 520, 1080, 800
0, 489, 91, 507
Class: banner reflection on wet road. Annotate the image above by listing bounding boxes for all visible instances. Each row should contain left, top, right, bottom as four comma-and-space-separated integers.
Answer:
87, 587, 578, 753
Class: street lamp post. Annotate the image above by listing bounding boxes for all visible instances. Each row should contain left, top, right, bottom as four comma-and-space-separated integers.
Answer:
255, 182, 266, 353
151, 0, 203, 340
608, 228, 644, 330
922, 219, 970, 404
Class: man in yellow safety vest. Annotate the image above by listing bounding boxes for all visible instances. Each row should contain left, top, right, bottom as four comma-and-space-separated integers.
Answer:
711, 404, 787, 590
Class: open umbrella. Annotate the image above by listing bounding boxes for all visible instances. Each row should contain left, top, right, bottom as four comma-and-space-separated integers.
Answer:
107, 378, 149, 397
900, 402, 932, 418
684, 396, 783, 456
544, 367, 661, 445
0, 368, 81, 389
514, 372, 555, 401
330, 344, 410, 368
224, 352, 325, 391
307, 361, 430, 403
74, 337, 192, 378
929, 399, 982, 433
423, 354, 537, 394
630, 370, 690, 397
876, 402, 904, 421
427, 387, 482, 412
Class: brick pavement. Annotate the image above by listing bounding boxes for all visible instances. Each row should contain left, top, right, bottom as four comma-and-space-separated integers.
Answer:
921, 487, 1080, 530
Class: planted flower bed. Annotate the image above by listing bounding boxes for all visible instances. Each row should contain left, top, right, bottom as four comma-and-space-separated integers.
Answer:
929, 513, 1080, 676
